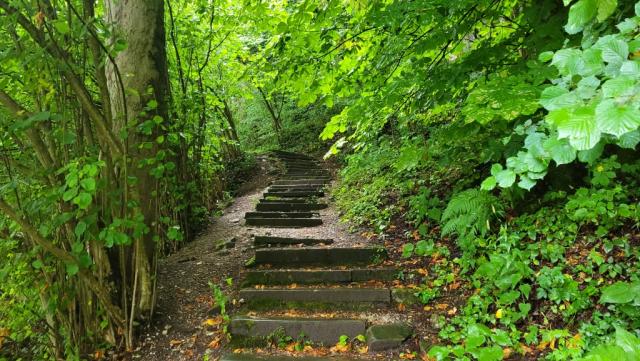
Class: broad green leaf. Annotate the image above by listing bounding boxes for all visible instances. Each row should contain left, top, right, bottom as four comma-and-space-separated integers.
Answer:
595, 35, 629, 65
596, 0, 617, 22
518, 175, 537, 190
580, 48, 604, 76
80, 178, 96, 192
614, 327, 640, 354
551, 49, 585, 75
481, 176, 497, 191
543, 137, 577, 164
73, 192, 92, 210
539, 51, 554, 62
620, 60, 640, 77
565, 0, 598, 34
599, 281, 638, 303
495, 169, 516, 188
540, 86, 580, 110
554, 105, 601, 150
601, 76, 636, 98
63, 187, 78, 202
578, 141, 605, 163
617, 129, 640, 148
595, 100, 640, 137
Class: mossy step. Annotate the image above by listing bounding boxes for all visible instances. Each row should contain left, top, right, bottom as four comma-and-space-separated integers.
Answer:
245, 218, 323, 227
253, 236, 333, 247
229, 316, 365, 346
245, 211, 319, 219
256, 202, 328, 212
263, 191, 324, 197
254, 247, 386, 266
243, 268, 397, 286
221, 355, 356, 361
239, 287, 391, 304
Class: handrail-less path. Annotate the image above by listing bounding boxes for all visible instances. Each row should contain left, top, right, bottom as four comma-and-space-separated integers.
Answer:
222, 151, 412, 361
134, 151, 413, 361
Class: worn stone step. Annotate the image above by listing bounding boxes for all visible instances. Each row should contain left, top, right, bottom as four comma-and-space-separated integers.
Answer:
245, 218, 323, 227
222, 355, 356, 361
239, 287, 391, 304
268, 185, 325, 191
260, 198, 317, 203
253, 236, 333, 247
243, 268, 397, 286
256, 202, 328, 212
263, 191, 324, 198
245, 211, 319, 219
255, 247, 386, 266
280, 176, 330, 180
272, 180, 328, 186
229, 316, 365, 346
285, 171, 329, 176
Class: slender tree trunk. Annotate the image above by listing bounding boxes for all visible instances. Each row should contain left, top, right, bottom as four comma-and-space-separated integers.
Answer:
104, 0, 170, 333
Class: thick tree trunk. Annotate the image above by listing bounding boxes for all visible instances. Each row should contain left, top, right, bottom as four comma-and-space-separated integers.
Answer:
104, 0, 170, 327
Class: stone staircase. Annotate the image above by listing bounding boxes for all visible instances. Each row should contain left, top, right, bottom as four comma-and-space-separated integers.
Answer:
221, 151, 412, 361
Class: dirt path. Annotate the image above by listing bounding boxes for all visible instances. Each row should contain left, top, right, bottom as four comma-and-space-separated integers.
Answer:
130, 155, 374, 361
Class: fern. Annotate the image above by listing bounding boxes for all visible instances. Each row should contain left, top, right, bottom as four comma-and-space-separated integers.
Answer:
441, 189, 504, 239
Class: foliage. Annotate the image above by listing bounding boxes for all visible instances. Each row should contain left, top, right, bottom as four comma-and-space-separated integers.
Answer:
441, 190, 504, 240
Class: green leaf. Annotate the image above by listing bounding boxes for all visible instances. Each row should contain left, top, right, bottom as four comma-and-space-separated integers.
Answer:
595, 35, 629, 65
66, 262, 79, 276
554, 105, 601, 150
74, 221, 87, 239
617, 130, 640, 148
565, 0, 598, 34
595, 100, 640, 137
601, 76, 636, 98
80, 178, 96, 192
539, 51, 554, 62
544, 137, 577, 164
73, 192, 92, 210
32, 259, 44, 269
599, 281, 639, 303
596, 0, 617, 22
614, 327, 640, 354
518, 175, 537, 190
551, 49, 585, 76
495, 169, 516, 188
481, 176, 497, 191
540, 86, 580, 111
63, 187, 78, 202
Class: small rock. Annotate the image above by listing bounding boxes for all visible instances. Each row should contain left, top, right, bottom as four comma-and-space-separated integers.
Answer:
231, 218, 240, 223
366, 323, 413, 351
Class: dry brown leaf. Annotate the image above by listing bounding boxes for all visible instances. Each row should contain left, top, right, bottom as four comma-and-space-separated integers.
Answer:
207, 336, 221, 349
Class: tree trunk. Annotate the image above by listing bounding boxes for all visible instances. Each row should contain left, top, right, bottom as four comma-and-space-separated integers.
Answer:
104, 0, 170, 328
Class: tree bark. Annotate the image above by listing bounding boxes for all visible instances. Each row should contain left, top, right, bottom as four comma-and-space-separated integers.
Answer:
104, 0, 171, 325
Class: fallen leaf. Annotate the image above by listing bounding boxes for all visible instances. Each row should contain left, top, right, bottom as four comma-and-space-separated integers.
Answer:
169, 339, 183, 348
207, 336, 221, 349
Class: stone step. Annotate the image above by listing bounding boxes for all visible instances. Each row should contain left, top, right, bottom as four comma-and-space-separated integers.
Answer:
253, 236, 333, 247
260, 198, 317, 203
254, 247, 385, 266
245, 211, 319, 219
245, 218, 323, 227
268, 185, 325, 191
239, 287, 392, 304
280, 176, 330, 180
272, 180, 328, 186
243, 268, 397, 286
229, 316, 365, 346
256, 202, 328, 212
221, 355, 356, 361
263, 191, 324, 197
285, 171, 329, 176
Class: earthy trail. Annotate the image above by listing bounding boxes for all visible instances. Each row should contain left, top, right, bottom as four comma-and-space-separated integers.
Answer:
132, 152, 413, 361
